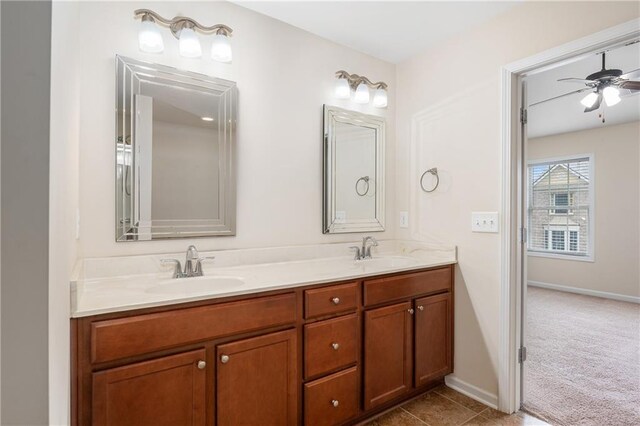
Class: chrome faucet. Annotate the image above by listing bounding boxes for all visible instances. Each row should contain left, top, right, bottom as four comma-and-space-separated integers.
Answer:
161, 245, 215, 278
350, 236, 379, 261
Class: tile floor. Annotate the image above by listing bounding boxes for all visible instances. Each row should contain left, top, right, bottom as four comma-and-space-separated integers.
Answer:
364, 385, 550, 426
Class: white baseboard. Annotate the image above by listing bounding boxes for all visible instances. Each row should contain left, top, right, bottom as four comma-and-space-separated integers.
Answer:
444, 375, 498, 410
528, 280, 640, 304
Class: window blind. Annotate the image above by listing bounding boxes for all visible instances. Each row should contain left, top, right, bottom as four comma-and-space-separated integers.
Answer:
527, 157, 591, 257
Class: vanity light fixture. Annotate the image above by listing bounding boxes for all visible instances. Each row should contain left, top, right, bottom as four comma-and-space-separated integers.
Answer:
201, 116, 214, 122
134, 9, 233, 62
334, 70, 388, 108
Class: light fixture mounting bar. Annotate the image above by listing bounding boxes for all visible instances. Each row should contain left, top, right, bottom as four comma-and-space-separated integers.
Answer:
335, 70, 388, 90
134, 9, 233, 39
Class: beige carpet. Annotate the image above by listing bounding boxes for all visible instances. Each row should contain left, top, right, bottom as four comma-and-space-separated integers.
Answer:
523, 286, 640, 426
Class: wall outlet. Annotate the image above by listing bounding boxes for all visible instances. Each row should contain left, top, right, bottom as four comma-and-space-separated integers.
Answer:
471, 212, 499, 233
399, 211, 409, 228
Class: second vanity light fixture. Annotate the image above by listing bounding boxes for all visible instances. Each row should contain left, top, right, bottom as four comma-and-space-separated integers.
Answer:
334, 70, 388, 108
135, 9, 233, 62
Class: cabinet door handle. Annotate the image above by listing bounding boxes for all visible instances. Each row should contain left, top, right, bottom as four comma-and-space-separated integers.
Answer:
197, 360, 206, 370
331, 297, 340, 305
220, 354, 230, 364
331, 399, 339, 408
331, 342, 340, 350
417, 305, 424, 311
408, 308, 415, 315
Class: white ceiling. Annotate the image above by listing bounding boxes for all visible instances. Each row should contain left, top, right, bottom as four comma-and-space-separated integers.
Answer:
527, 42, 640, 139
232, 1, 519, 63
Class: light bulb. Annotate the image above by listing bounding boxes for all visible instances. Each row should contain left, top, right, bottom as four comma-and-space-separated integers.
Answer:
179, 27, 202, 58
354, 82, 370, 104
373, 88, 388, 108
334, 78, 351, 99
603, 86, 621, 106
138, 18, 163, 53
211, 33, 232, 63
580, 92, 598, 108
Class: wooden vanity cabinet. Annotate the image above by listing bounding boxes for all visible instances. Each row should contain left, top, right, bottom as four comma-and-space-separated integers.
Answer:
92, 349, 207, 426
216, 330, 297, 426
72, 265, 454, 426
363, 268, 454, 411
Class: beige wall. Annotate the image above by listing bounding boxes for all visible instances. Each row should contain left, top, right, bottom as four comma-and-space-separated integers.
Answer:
75, 1, 396, 259
527, 121, 640, 298
395, 2, 639, 398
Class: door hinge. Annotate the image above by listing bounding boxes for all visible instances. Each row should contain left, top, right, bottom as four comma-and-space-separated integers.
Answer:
520, 108, 528, 125
520, 227, 527, 244
518, 346, 527, 363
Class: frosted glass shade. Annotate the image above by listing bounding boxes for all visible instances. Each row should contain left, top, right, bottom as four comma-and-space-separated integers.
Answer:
580, 92, 598, 108
373, 88, 388, 108
211, 34, 232, 63
334, 78, 351, 99
138, 20, 164, 53
354, 82, 370, 104
603, 86, 621, 106
179, 27, 202, 58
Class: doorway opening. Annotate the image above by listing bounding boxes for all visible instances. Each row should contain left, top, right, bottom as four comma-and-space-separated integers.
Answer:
520, 40, 639, 425
499, 16, 640, 424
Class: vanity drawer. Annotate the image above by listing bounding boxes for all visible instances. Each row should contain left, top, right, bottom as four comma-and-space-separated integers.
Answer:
91, 293, 296, 363
364, 267, 451, 306
304, 314, 358, 379
304, 282, 358, 319
304, 367, 358, 426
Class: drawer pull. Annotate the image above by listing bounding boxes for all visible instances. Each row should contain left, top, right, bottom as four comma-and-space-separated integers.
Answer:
220, 354, 230, 364
331, 342, 340, 351
331, 297, 340, 305
408, 308, 415, 315
331, 399, 339, 408
197, 360, 206, 370
417, 305, 424, 311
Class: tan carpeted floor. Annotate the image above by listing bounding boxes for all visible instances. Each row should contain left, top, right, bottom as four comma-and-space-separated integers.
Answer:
523, 286, 640, 426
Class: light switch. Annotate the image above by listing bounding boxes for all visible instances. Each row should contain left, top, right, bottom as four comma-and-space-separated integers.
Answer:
471, 212, 499, 233
399, 211, 409, 228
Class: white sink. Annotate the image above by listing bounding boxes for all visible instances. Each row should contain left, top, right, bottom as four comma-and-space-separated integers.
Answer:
146, 276, 245, 295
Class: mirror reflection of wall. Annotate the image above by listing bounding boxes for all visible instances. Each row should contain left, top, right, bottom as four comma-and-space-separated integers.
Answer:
116, 56, 237, 241
334, 122, 376, 222
323, 105, 385, 234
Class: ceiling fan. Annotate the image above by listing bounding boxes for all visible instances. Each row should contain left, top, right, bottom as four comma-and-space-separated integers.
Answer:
532, 51, 640, 112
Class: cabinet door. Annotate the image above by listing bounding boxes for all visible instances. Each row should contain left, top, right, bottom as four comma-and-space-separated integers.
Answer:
92, 349, 206, 426
414, 293, 452, 387
363, 301, 413, 410
216, 329, 297, 426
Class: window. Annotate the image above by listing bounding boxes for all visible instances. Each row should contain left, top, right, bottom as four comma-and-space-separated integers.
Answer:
528, 155, 593, 259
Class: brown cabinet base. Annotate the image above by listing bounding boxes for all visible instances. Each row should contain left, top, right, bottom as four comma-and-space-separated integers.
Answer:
72, 264, 454, 426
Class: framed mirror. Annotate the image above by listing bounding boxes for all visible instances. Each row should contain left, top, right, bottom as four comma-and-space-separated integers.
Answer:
323, 105, 385, 234
115, 55, 237, 241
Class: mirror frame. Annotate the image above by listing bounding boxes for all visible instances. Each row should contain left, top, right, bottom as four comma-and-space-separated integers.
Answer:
115, 55, 237, 241
323, 105, 385, 234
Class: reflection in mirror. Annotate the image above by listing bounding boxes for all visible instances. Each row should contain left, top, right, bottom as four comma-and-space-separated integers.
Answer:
323, 105, 385, 233
116, 55, 237, 241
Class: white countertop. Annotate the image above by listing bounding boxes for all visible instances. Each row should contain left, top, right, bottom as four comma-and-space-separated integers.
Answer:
71, 240, 457, 318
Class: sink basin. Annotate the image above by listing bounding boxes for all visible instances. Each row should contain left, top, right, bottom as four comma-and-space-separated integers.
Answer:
146, 276, 245, 295
355, 256, 420, 269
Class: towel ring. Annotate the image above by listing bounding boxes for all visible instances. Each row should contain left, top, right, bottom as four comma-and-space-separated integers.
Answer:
355, 176, 370, 196
420, 168, 439, 193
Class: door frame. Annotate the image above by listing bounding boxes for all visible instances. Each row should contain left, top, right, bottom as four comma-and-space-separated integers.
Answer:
497, 18, 640, 413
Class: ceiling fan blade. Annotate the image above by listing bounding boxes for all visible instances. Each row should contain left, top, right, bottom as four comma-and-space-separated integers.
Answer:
529, 88, 591, 107
619, 68, 640, 80
558, 77, 596, 84
618, 80, 640, 91
584, 93, 603, 113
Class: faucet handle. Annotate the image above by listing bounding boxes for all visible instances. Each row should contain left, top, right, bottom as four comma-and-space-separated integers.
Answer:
193, 256, 215, 277
349, 246, 362, 261
161, 259, 185, 278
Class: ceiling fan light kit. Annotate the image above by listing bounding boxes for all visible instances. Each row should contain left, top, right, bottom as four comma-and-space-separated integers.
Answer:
552, 51, 639, 114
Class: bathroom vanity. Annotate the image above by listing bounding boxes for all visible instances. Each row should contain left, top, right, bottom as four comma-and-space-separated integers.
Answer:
70, 244, 455, 426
